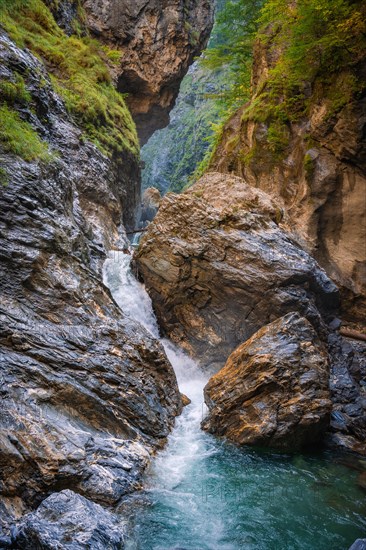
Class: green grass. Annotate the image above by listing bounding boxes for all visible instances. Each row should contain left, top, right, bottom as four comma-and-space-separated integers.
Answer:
0, 0, 138, 158
0, 104, 52, 161
0, 73, 31, 105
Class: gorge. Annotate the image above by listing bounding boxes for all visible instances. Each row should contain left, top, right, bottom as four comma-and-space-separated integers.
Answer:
0, 0, 365, 549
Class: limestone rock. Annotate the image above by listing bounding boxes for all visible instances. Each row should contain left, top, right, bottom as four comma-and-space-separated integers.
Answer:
181, 394, 192, 407
210, 40, 366, 323
202, 313, 332, 451
14, 490, 125, 549
0, 33, 181, 536
135, 172, 339, 371
82, 0, 214, 144
140, 187, 161, 224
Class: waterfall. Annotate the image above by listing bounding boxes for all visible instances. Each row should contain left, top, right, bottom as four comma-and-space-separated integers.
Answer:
103, 251, 366, 550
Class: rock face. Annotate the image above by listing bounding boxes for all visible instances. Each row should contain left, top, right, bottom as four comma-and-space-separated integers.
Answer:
14, 490, 125, 549
202, 313, 332, 451
0, 32, 181, 537
140, 187, 161, 224
210, 41, 366, 323
135, 172, 339, 371
82, 0, 214, 144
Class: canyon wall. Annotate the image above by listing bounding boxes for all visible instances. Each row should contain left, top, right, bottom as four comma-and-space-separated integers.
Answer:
82, 0, 214, 144
0, 0, 212, 542
210, 38, 366, 322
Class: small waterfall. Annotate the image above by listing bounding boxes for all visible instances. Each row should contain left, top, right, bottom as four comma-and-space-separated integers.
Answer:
103, 250, 366, 550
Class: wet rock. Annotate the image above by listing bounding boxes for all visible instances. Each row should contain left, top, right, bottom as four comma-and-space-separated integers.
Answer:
181, 394, 192, 407
202, 313, 332, 451
327, 334, 366, 454
135, 172, 339, 371
14, 490, 125, 549
82, 0, 214, 144
349, 540, 366, 550
140, 187, 161, 224
0, 32, 182, 535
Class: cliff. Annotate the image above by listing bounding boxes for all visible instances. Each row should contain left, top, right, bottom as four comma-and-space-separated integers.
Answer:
209, 1, 366, 323
0, 0, 211, 542
82, 0, 214, 144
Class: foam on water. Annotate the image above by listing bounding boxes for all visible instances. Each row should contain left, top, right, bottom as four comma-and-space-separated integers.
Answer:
103, 251, 366, 550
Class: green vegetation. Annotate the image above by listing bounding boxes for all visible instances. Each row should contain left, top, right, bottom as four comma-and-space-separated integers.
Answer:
0, 74, 31, 105
192, 0, 366, 178
0, 104, 52, 161
253, 0, 366, 122
0, 0, 138, 157
201, 0, 263, 113
141, 64, 227, 193
0, 167, 9, 186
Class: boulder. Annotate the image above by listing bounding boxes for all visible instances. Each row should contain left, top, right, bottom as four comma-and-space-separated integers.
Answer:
14, 490, 125, 549
140, 187, 161, 224
135, 172, 339, 371
202, 312, 332, 451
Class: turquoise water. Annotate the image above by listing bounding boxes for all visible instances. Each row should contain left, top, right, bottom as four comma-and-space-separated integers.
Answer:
125, 441, 365, 549
104, 252, 366, 550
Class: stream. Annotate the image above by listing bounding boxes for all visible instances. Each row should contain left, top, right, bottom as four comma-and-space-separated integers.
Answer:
103, 251, 366, 550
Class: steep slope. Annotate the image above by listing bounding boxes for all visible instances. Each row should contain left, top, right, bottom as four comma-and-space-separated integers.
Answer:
82, 0, 214, 144
209, 0, 366, 322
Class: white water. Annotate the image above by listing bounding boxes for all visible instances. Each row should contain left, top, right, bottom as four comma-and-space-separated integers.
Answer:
103, 250, 211, 488
102, 251, 366, 550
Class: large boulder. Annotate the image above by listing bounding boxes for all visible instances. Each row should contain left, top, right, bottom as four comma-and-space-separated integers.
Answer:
135, 172, 339, 371
14, 490, 125, 549
202, 312, 332, 451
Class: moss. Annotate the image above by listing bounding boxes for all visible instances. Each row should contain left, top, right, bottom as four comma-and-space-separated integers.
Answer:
0, 167, 9, 186
0, 74, 31, 105
304, 152, 315, 179
0, 104, 52, 161
0, 0, 138, 158
266, 121, 290, 159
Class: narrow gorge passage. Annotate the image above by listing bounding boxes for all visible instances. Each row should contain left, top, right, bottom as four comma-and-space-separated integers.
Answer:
103, 252, 365, 550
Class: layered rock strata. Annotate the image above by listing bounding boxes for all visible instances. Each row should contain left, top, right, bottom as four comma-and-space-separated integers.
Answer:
82, 0, 214, 144
202, 312, 332, 451
0, 32, 181, 538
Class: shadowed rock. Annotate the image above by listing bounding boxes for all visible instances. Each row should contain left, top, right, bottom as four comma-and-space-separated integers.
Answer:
14, 490, 125, 549
135, 172, 339, 371
202, 312, 332, 451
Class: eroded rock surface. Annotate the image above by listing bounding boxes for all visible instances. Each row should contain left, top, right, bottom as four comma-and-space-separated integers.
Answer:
0, 32, 181, 536
82, 0, 214, 144
202, 313, 332, 451
210, 40, 366, 322
13, 490, 125, 549
135, 172, 339, 371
